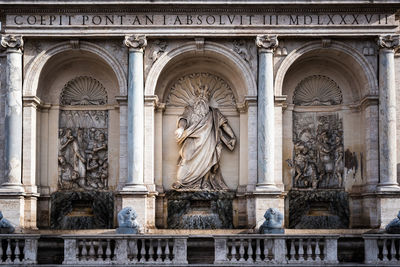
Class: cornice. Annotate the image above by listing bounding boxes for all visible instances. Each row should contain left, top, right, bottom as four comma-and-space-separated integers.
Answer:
0, 5, 398, 14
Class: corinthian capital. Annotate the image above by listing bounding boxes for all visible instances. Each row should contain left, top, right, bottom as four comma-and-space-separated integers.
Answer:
1, 35, 24, 51
256, 35, 278, 51
377, 35, 400, 50
124, 35, 147, 51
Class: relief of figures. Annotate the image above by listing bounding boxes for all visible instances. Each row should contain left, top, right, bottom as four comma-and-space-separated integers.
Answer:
288, 113, 344, 189
58, 110, 108, 190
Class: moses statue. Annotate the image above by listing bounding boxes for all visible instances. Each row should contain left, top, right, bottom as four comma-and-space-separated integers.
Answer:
172, 83, 236, 191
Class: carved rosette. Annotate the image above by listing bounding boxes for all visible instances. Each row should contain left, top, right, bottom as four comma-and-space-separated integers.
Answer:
124, 35, 147, 51
1, 35, 24, 51
377, 35, 400, 50
256, 35, 278, 52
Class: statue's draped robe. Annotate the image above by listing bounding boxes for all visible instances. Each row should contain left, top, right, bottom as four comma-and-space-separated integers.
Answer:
175, 106, 230, 190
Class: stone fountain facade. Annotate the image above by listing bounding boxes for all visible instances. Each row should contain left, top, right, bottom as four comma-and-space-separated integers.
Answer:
0, 0, 399, 242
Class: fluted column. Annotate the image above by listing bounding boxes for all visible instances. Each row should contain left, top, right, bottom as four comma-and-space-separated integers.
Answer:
377, 35, 400, 191
123, 35, 147, 192
0, 35, 24, 192
255, 35, 280, 192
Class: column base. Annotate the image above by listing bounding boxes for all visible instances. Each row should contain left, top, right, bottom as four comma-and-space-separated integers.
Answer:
376, 184, 400, 192
0, 183, 25, 193
376, 192, 400, 228
0, 192, 25, 228
122, 184, 148, 193
255, 184, 281, 193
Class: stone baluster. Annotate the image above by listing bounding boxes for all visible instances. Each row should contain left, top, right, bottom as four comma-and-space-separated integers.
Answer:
255, 239, 261, 262
140, 238, 146, 263
247, 238, 253, 262
0, 240, 3, 263
0, 35, 24, 192
123, 35, 148, 192
382, 239, 389, 262
264, 238, 270, 262
130, 239, 138, 263
230, 238, 237, 262
81, 240, 88, 261
164, 239, 171, 263
239, 238, 245, 262
255, 35, 280, 191
306, 239, 312, 262
14, 239, 20, 263
377, 35, 400, 192
148, 239, 154, 263
97, 240, 104, 261
105, 239, 111, 262
289, 239, 296, 262
6, 239, 12, 263
390, 239, 396, 262
315, 239, 321, 261
298, 239, 304, 262
88, 240, 95, 261
156, 239, 162, 262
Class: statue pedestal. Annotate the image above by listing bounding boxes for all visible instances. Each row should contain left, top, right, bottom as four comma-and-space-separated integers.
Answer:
166, 190, 235, 229
0, 191, 25, 228
253, 192, 285, 229
119, 191, 151, 230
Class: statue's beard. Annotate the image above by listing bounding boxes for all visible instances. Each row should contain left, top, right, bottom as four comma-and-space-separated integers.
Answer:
191, 98, 209, 124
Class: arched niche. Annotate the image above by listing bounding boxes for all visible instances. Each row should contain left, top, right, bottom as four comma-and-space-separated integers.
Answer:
279, 42, 378, 229
26, 46, 122, 228
146, 41, 257, 228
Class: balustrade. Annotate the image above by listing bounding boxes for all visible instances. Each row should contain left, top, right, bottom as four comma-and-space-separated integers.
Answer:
214, 234, 338, 265
0, 235, 39, 265
62, 235, 188, 265
364, 234, 400, 264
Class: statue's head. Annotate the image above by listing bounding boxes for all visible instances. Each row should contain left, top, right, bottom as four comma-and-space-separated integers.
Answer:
118, 207, 138, 228
195, 85, 211, 100
264, 208, 283, 228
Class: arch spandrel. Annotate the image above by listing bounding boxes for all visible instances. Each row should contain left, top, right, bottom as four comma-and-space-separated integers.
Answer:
275, 40, 378, 100
23, 41, 127, 98
145, 41, 257, 103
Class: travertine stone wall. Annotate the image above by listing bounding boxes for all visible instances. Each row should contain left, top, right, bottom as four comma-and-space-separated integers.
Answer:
0, 53, 5, 186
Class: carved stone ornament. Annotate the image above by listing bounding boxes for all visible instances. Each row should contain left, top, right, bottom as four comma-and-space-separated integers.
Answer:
0, 35, 24, 50
255, 35, 278, 50
124, 34, 147, 50
60, 76, 108, 105
378, 35, 400, 50
288, 113, 344, 189
293, 75, 342, 106
150, 39, 167, 64
166, 73, 236, 108
233, 39, 252, 63
116, 207, 140, 234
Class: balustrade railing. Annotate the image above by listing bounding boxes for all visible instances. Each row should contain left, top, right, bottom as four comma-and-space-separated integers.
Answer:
0, 234, 39, 265
364, 234, 400, 264
62, 235, 188, 265
214, 234, 339, 265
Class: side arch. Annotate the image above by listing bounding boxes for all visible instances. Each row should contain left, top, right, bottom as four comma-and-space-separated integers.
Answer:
23, 41, 127, 96
274, 40, 378, 98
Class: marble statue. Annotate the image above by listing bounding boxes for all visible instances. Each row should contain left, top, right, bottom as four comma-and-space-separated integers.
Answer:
0, 211, 15, 234
172, 83, 236, 191
385, 210, 400, 234
116, 207, 140, 234
259, 208, 284, 234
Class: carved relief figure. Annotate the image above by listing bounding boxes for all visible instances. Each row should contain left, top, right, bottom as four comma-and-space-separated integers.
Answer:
58, 76, 109, 190
290, 113, 344, 189
169, 73, 237, 191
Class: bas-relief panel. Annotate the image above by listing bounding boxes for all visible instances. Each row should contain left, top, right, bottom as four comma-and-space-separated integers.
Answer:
58, 76, 109, 191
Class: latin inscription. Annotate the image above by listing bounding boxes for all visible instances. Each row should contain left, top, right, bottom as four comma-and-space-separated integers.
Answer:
8, 13, 394, 27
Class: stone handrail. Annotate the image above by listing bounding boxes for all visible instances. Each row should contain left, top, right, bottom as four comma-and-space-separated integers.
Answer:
62, 234, 188, 265
214, 234, 339, 265
363, 234, 400, 264
0, 234, 40, 265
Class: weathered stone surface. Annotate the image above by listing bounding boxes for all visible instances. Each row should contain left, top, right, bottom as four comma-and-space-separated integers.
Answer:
259, 207, 284, 234
50, 191, 114, 229
116, 206, 140, 234
288, 189, 349, 229
166, 190, 234, 229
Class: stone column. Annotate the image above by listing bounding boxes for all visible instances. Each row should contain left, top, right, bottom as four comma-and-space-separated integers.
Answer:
0, 35, 25, 228
123, 35, 148, 192
0, 35, 24, 192
377, 35, 400, 192
255, 35, 280, 192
